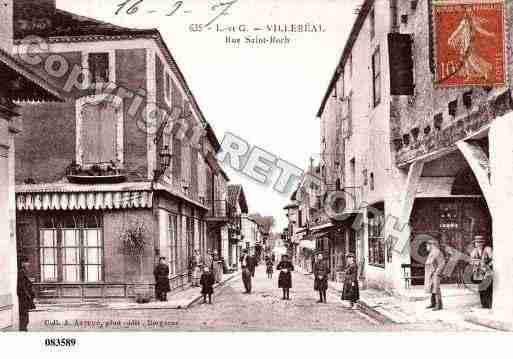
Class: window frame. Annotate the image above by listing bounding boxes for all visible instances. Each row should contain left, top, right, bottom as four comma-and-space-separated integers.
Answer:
372, 47, 381, 108
83, 50, 115, 88
88, 52, 110, 85
168, 213, 178, 275
38, 214, 104, 283
39, 229, 59, 283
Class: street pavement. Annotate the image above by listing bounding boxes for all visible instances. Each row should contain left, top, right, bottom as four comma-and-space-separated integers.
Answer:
26, 265, 487, 332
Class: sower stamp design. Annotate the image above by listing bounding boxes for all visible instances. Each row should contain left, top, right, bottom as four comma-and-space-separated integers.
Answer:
433, 1, 505, 87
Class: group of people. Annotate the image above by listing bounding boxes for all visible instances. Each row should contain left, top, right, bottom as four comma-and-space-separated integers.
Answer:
313, 252, 360, 307
424, 234, 493, 311
243, 250, 360, 306
153, 249, 224, 303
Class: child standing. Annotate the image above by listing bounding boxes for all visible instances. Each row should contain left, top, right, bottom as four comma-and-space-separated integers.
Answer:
341, 253, 360, 308
266, 257, 274, 279
200, 266, 215, 304
277, 254, 294, 300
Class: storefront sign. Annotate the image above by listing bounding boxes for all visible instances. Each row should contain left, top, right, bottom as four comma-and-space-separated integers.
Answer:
433, 1, 505, 87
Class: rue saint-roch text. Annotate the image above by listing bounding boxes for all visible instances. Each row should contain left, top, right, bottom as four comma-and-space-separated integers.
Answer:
226, 35, 291, 46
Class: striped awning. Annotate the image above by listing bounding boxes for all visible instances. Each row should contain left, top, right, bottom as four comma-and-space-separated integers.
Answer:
16, 182, 154, 211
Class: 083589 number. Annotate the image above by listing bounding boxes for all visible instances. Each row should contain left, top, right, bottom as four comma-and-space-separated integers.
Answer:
44, 338, 77, 347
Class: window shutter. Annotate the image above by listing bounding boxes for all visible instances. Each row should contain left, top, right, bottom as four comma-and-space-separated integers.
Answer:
428, 0, 435, 73
82, 103, 117, 165
82, 104, 101, 164
98, 104, 117, 163
173, 137, 182, 183
190, 148, 199, 199
388, 33, 414, 96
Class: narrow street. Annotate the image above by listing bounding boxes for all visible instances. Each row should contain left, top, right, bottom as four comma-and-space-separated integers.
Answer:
27, 266, 481, 332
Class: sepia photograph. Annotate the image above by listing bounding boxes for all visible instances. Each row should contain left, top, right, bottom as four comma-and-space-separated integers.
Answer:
0, 0, 512, 354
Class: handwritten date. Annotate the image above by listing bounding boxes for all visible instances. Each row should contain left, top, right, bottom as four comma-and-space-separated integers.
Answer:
115, 0, 239, 27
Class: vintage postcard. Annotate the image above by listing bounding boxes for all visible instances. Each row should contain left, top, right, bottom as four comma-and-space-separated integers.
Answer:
1, 0, 513, 352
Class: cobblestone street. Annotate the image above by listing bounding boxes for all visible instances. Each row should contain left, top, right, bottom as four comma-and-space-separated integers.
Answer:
26, 266, 487, 332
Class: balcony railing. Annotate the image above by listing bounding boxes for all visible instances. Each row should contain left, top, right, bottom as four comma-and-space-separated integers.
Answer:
205, 200, 235, 222
66, 161, 126, 184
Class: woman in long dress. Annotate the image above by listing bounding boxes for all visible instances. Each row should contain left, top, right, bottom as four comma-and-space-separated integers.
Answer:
341, 253, 359, 308
277, 254, 294, 300
191, 250, 202, 287
470, 235, 493, 309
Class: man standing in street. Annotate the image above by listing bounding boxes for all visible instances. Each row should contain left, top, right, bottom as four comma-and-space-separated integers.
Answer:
424, 236, 446, 311
153, 257, 171, 301
313, 252, 330, 303
17, 256, 35, 331
241, 249, 252, 294
248, 251, 257, 278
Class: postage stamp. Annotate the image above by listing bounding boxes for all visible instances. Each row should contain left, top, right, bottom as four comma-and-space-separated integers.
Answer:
433, 1, 506, 87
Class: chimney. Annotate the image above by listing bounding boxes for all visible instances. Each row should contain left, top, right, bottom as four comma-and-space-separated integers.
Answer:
0, 0, 14, 53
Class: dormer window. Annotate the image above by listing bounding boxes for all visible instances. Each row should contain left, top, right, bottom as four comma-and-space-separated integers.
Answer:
88, 53, 110, 84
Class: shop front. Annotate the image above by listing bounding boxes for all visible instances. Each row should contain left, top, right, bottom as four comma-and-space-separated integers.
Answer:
409, 197, 491, 286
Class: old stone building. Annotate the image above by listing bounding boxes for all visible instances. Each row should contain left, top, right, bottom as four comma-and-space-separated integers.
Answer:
317, 0, 513, 326
10, 0, 230, 300
0, 0, 63, 329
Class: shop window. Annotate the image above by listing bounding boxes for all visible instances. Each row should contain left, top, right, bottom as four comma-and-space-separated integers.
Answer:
186, 217, 195, 271
39, 213, 103, 283
40, 230, 58, 282
88, 53, 109, 84
368, 211, 385, 267
169, 214, 178, 275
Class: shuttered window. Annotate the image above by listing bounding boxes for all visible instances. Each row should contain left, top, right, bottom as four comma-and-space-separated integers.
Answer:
82, 102, 118, 165
372, 47, 381, 107
388, 33, 414, 96
172, 137, 182, 184
190, 148, 199, 200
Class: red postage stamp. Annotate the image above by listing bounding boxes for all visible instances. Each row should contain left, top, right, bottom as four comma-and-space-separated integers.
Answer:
433, 1, 505, 87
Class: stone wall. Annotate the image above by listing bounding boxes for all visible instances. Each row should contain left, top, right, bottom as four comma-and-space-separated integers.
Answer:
14, 48, 149, 183
391, 0, 513, 164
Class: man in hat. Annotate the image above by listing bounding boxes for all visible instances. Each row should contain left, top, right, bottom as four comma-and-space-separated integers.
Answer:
17, 256, 35, 331
240, 249, 252, 293
313, 252, 330, 303
153, 257, 171, 301
470, 235, 493, 308
424, 236, 446, 311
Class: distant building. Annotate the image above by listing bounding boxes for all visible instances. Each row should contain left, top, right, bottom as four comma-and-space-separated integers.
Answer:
226, 184, 248, 267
